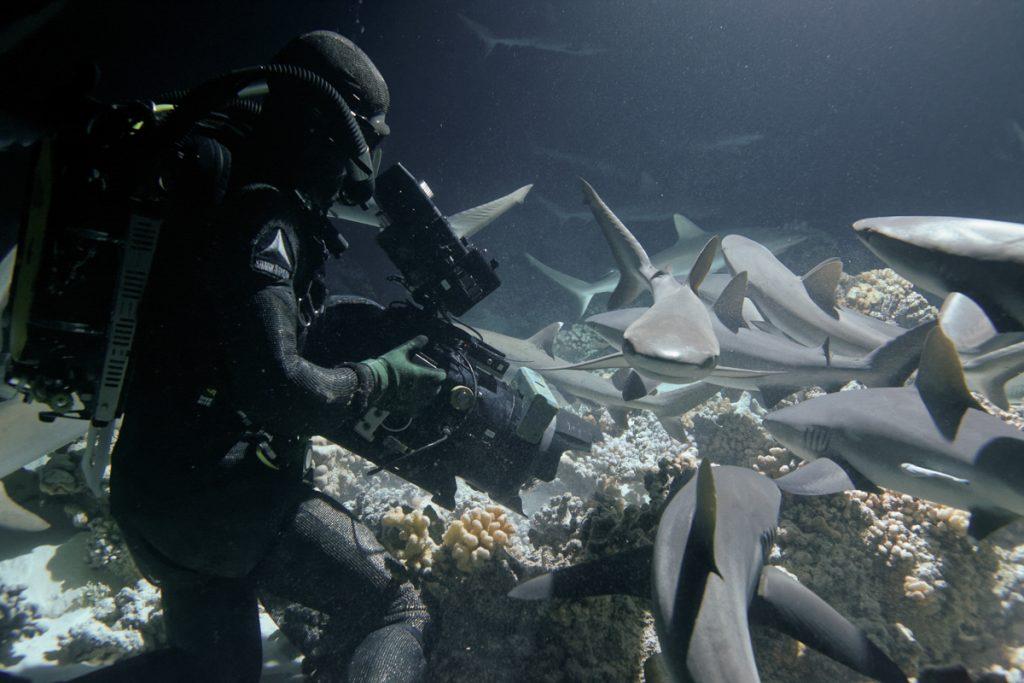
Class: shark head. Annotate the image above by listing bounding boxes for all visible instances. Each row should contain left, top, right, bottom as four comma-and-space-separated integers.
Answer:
621, 290, 720, 382
852, 217, 962, 297
762, 403, 836, 462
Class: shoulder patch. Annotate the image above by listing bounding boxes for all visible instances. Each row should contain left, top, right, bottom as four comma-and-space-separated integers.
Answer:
251, 226, 295, 281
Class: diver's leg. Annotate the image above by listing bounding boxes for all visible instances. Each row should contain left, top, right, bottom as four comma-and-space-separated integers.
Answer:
252, 491, 430, 682
160, 574, 263, 683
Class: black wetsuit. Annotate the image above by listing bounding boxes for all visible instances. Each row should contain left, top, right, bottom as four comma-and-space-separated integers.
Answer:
101, 140, 430, 682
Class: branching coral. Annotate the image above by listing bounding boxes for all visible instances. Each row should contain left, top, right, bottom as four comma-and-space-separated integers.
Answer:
382, 507, 437, 573
441, 506, 516, 572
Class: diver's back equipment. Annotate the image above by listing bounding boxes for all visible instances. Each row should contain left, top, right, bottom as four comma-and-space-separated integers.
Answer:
2, 64, 375, 489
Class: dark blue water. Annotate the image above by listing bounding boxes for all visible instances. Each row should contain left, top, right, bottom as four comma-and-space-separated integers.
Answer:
21, 0, 1024, 328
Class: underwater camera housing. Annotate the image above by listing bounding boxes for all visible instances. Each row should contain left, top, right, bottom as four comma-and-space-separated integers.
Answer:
341, 308, 598, 513
374, 163, 500, 316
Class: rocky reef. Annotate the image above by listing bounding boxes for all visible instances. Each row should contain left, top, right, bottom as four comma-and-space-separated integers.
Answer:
1, 267, 1023, 681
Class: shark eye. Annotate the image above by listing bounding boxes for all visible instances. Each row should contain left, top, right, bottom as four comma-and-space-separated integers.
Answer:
803, 426, 831, 454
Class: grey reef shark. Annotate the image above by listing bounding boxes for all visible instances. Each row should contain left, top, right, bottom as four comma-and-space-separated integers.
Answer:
457, 13, 605, 57
527, 212, 807, 318
585, 270, 936, 407
548, 179, 723, 383
938, 292, 1024, 410
474, 322, 718, 441
764, 326, 1024, 541
720, 234, 907, 357
509, 459, 909, 683
853, 216, 1024, 333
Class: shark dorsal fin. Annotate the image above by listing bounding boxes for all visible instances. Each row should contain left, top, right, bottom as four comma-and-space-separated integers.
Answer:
688, 236, 721, 294
690, 459, 721, 577
526, 322, 563, 356
673, 214, 706, 242
916, 327, 983, 439
802, 258, 842, 316
938, 292, 998, 350
713, 271, 749, 333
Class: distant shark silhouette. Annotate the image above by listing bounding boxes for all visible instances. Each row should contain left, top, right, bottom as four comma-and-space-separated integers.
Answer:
457, 13, 605, 57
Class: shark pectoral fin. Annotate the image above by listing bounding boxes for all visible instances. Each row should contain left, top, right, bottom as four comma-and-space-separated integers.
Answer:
657, 415, 688, 443
449, 184, 533, 239
672, 213, 706, 241
774, 458, 858, 496
687, 236, 720, 294
642, 653, 672, 683
607, 407, 630, 431
917, 327, 983, 439
916, 664, 977, 683
508, 546, 653, 601
546, 353, 630, 371
801, 258, 843, 318
752, 566, 909, 683
713, 271, 749, 333
899, 463, 969, 485
0, 480, 49, 532
758, 385, 802, 409
526, 322, 564, 356
968, 507, 1020, 541
613, 369, 659, 401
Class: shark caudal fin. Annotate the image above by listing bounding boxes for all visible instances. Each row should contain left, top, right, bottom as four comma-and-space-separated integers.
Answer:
508, 546, 652, 601
862, 320, 937, 388
751, 566, 908, 683
450, 184, 533, 239
457, 13, 499, 57
579, 178, 656, 309
525, 253, 611, 318
917, 326, 984, 440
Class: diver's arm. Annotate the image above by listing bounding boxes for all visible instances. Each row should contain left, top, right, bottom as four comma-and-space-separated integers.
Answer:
225, 280, 376, 436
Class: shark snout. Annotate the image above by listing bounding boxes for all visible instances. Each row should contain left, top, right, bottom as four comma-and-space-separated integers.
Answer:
621, 333, 719, 381
763, 410, 830, 461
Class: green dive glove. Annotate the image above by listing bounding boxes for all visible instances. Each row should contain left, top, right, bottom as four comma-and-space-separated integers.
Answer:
362, 335, 447, 416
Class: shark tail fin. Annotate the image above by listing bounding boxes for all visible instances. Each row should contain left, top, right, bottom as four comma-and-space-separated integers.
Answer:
579, 178, 653, 309
449, 184, 533, 239
457, 13, 498, 57
917, 326, 984, 439
525, 322, 563, 356
751, 566, 909, 683
508, 546, 653, 601
525, 253, 607, 318
862, 319, 937, 389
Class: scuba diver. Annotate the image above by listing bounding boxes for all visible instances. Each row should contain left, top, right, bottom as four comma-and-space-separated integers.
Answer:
80, 31, 445, 682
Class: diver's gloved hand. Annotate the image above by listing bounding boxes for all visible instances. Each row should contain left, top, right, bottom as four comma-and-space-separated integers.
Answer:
362, 336, 447, 416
